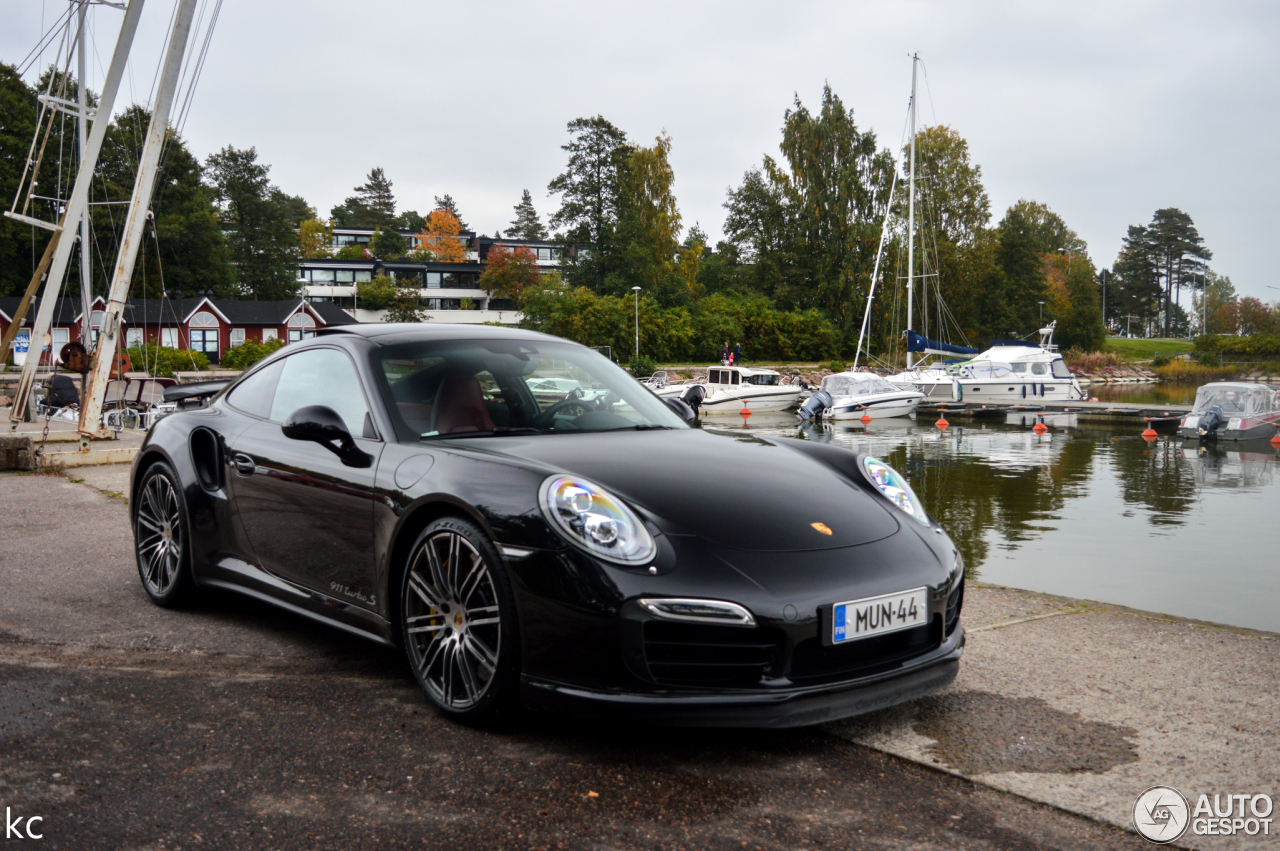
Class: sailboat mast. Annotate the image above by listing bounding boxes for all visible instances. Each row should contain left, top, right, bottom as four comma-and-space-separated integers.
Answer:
906, 53, 917, 371
77, 1, 93, 348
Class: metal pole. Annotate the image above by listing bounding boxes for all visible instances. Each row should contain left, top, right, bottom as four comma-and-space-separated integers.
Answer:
632, 286, 640, 357
77, 1, 93, 349
9, 0, 146, 427
906, 53, 917, 371
81, 0, 200, 439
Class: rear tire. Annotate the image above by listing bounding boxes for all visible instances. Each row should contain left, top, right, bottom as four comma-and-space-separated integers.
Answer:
400, 517, 520, 723
133, 461, 196, 607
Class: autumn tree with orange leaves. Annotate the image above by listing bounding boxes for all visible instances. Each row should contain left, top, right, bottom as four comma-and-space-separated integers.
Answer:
414, 209, 467, 262
479, 244, 541, 304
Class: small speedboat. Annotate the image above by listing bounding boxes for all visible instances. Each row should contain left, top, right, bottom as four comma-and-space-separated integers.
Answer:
658, 365, 801, 414
1177, 382, 1280, 441
798, 372, 923, 421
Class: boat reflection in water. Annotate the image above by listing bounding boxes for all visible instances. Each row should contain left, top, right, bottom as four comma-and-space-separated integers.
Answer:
711, 415, 1280, 633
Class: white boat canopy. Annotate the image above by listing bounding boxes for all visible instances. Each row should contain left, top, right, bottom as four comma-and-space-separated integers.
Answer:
1190, 383, 1280, 417
821, 373, 902, 396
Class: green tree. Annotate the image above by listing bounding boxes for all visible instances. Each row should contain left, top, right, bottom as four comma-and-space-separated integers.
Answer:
478, 244, 541, 304
298, 219, 334, 258
909, 125, 991, 246
616, 132, 682, 299
1002, 199, 1087, 255
330, 167, 396, 229
385, 287, 429, 322
508, 189, 547, 240
0, 63, 51, 297
395, 209, 426, 232
356, 273, 398, 310
1110, 225, 1163, 336
1145, 208, 1210, 336
547, 116, 632, 291
370, 226, 407, 260
994, 203, 1052, 337
205, 146, 301, 300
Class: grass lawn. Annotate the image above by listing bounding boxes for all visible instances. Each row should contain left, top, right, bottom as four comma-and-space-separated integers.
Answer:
1103, 337, 1194, 361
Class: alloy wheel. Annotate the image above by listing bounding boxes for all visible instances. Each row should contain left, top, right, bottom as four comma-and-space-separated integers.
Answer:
136, 472, 183, 596
404, 530, 502, 710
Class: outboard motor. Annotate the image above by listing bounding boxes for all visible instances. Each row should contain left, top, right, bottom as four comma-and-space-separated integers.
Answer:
680, 384, 706, 413
1197, 404, 1224, 440
797, 389, 833, 421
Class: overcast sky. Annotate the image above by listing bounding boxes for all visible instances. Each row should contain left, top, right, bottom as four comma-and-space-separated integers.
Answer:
5, 0, 1279, 301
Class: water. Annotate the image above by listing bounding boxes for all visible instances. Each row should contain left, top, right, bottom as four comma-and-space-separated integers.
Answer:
1088, 383, 1198, 405
709, 412, 1280, 633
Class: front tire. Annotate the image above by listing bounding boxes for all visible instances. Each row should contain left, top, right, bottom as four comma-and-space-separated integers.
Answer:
133, 461, 196, 606
400, 517, 520, 722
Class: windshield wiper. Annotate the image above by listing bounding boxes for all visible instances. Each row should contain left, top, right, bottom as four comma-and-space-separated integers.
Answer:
629, 424, 675, 430
421, 427, 547, 441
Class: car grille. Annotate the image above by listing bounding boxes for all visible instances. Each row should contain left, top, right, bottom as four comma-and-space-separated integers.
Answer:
946, 578, 964, 637
641, 621, 780, 685
788, 616, 941, 683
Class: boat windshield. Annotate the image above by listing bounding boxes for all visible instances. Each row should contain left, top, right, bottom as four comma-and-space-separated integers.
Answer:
821, 374, 899, 396
1051, 359, 1073, 378
371, 338, 688, 441
1191, 384, 1278, 417
742, 372, 780, 386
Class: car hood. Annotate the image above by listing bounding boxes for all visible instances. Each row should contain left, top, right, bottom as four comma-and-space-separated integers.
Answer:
463, 428, 901, 551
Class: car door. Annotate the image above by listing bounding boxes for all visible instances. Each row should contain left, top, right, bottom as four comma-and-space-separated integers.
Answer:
225, 346, 385, 608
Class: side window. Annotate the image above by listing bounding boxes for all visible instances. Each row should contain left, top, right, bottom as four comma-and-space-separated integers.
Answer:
731, 372, 740, 385
1011, 363, 1027, 373
269, 348, 372, 437
1031, 363, 1048, 375
226, 359, 285, 419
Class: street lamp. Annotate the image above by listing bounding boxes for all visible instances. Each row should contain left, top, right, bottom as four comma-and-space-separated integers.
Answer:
1038, 301, 1045, 325
631, 286, 641, 357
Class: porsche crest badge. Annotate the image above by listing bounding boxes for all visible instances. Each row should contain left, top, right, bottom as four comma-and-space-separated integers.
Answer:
811, 522, 833, 536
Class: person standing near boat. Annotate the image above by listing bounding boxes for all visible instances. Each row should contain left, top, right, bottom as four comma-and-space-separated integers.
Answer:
733, 343, 743, 366
721, 342, 730, 366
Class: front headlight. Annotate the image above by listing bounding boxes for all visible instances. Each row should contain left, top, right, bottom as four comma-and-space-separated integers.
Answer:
861, 456, 931, 526
539, 475, 656, 565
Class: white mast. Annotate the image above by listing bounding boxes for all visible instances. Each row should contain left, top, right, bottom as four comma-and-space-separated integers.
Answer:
80, 0, 200, 438
906, 53, 917, 371
77, 1, 93, 348
8, 0, 146, 427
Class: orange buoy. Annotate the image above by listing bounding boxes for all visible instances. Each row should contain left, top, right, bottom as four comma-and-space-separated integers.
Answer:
1270, 431, 1280, 447
860, 414, 871, 424
935, 417, 949, 430
1032, 422, 1048, 434
740, 407, 752, 418
1141, 425, 1158, 439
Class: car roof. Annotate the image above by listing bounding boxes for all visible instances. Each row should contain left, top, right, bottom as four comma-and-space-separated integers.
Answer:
315, 322, 574, 347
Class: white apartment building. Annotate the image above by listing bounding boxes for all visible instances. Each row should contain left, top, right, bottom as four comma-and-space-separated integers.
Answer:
301, 228, 564, 325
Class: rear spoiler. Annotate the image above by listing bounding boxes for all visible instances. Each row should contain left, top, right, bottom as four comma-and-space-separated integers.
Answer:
163, 380, 231, 403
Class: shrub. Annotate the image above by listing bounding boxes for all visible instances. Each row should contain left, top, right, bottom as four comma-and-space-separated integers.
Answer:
1216, 333, 1280, 359
1194, 351, 1220, 367
1064, 349, 1122, 371
125, 345, 209, 379
628, 355, 656, 378
1154, 361, 1240, 382
1152, 353, 1171, 368
220, 338, 285, 371
823, 360, 847, 373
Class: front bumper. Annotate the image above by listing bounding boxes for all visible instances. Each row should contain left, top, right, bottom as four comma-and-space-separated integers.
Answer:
520, 626, 963, 728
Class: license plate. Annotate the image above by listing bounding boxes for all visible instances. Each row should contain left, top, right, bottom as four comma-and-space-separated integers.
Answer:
832, 587, 928, 644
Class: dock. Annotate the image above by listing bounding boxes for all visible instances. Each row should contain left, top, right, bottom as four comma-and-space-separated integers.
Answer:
916, 398, 1192, 426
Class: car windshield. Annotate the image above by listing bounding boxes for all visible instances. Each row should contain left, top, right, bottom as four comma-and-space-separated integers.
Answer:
371, 338, 688, 441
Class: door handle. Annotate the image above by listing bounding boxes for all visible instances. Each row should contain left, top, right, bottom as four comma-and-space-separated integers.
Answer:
232, 453, 256, 476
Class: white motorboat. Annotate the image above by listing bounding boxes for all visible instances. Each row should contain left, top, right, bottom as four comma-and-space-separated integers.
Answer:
1178, 382, 1280, 441
809, 372, 923, 420
884, 322, 1088, 403
658, 365, 801, 414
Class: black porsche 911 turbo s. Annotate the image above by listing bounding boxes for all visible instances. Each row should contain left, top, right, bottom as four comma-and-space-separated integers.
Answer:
131, 324, 963, 726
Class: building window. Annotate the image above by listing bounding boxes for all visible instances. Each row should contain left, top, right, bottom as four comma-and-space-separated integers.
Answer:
263, 329, 278, 343
126, 328, 144, 348
355, 270, 371, 283
52, 328, 70, 351
335, 270, 354, 283
287, 312, 316, 343
489, 299, 514, 311
426, 272, 442, 288
393, 270, 422, 286
160, 328, 178, 348
310, 269, 335, 282
230, 328, 246, 347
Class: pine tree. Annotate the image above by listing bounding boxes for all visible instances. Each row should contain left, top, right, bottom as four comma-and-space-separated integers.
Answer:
507, 189, 547, 240
433, 195, 469, 231
331, 167, 397, 229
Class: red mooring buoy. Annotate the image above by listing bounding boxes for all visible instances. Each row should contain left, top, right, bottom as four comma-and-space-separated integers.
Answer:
1033, 422, 1048, 434
740, 407, 752, 418
1270, 431, 1280, 447
1141, 424, 1159, 439
860, 414, 872, 424
936, 417, 949, 430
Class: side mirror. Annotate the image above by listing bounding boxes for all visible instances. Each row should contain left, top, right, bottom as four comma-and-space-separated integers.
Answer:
663, 396, 697, 425
282, 405, 372, 468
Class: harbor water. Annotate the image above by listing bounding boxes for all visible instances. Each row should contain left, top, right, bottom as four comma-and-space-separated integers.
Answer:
715, 412, 1280, 633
